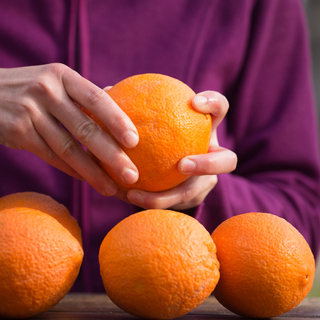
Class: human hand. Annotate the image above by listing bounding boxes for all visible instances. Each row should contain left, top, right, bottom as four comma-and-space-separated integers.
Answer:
125, 91, 237, 210
0, 64, 139, 196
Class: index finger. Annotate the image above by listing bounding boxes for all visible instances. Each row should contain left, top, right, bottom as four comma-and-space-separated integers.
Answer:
62, 68, 139, 148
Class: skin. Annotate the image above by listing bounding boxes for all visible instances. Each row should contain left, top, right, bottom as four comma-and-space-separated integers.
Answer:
126, 91, 238, 210
0, 63, 237, 209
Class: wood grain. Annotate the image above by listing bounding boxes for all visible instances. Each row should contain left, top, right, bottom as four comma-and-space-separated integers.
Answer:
33, 294, 320, 320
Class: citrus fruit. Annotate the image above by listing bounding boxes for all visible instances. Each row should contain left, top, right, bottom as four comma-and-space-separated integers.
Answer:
0, 193, 83, 319
99, 209, 220, 319
211, 212, 315, 318
0, 191, 82, 245
85, 73, 212, 192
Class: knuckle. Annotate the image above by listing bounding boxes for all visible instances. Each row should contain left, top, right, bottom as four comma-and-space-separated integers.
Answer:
44, 148, 59, 163
84, 168, 105, 188
180, 177, 216, 208
102, 149, 123, 169
60, 138, 79, 159
86, 88, 106, 108
9, 121, 30, 138
76, 120, 100, 143
44, 62, 69, 78
180, 185, 194, 204
30, 63, 68, 97
6, 102, 36, 138
30, 75, 54, 98
110, 114, 129, 131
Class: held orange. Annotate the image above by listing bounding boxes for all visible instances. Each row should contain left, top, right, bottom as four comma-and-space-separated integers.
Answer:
99, 209, 220, 319
0, 192, 83, 319
211, 212, 315, 318
84, 73, 212, 192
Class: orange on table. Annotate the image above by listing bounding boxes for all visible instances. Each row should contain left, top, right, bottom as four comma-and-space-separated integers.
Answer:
211, 212, 315, 318
84, 73, 212, 192
0, 191, 82, 245
99, 209, 220, 319
0, 192, 83, 319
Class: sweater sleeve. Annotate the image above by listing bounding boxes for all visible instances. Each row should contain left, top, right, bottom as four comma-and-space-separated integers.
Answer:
194, 0, 320, 257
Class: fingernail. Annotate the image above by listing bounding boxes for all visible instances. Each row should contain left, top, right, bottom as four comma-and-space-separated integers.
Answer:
193, 95, 208, 108
123, 168, 138, 184
180, 158, 196, 174
123, 130, 139, 148
103, 86, 113, 92
207, 95, 222, 116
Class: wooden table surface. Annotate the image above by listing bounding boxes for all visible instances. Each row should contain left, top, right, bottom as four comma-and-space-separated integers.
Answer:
33, 293, 320, 319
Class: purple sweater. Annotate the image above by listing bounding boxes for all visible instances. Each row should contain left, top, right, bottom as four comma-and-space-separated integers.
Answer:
1, 0, 320, 292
